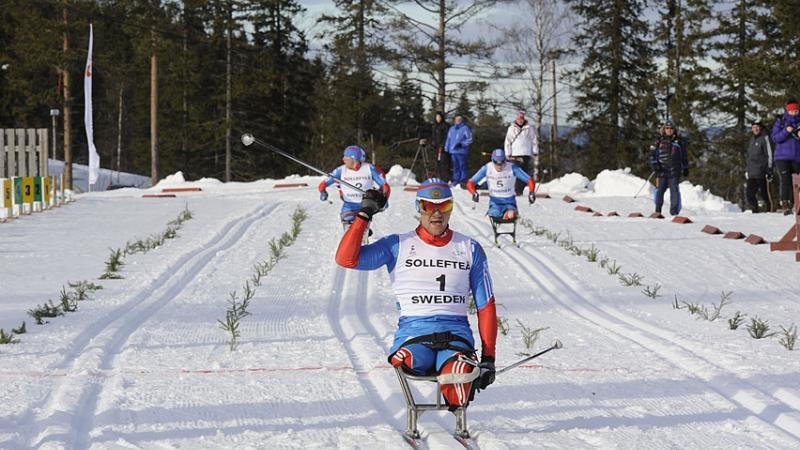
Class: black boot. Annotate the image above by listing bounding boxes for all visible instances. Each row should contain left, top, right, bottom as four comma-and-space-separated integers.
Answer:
780, 200, 791, 215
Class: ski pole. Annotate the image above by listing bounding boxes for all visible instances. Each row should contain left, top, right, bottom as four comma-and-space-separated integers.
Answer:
633, 171, 655, 199
241, 133, 366, 194
496, 339, 562, 375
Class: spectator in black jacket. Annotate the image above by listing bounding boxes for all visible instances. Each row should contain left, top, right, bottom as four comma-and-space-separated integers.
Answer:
649, 120, 688, 216
745, 120, 774, 213
431, 111, 451, 182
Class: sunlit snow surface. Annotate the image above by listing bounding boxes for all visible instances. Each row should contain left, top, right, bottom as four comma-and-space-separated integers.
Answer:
1, 166, 798, 449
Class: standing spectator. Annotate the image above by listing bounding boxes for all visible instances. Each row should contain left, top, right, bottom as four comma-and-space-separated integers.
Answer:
744, 120, 773, 213
770, 98, 800, 215
649, 120, 688, 216
431, 111, 451, 182
504, 111, 539, 195
445, 114, 473, 187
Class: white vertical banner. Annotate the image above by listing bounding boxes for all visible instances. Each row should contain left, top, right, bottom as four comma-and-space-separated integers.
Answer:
84, 23, 100, 188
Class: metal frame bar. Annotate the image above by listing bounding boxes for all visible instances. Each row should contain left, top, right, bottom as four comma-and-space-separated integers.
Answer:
394, 367, 470, 438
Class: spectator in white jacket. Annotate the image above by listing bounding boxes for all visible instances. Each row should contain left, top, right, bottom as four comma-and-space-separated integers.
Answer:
504, 111, 539, 195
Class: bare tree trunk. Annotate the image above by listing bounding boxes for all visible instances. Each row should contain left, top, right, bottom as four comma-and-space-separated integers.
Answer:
62, 1, 72, 190
116, 85, 123, 181
225, 0, 232, 182
436, 0, 446, 113
150, 25, 159, 184
551, 59, 558, 170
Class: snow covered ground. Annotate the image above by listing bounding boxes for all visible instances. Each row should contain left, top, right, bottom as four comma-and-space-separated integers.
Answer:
1, 167, 799, 449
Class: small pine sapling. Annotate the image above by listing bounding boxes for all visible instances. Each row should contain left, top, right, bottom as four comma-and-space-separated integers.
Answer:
515, 320, 549, 356
607, 260, 621, 275
619, 272, 644, 287
585, 245, 599, 262
28, 300, 63, 324
68, 280, 102, 300
699, 291, 732, 321
497, 317, 510, 336
642, 283, 662, 299
683, 301, 702, 315
778, 325, 797, 350
467, 295, 476, 315
12, 321, 26, 334
747, 316, 776, 339
100, 248, 124, 279
0, 328, 20, 344
728, 311, 746, 330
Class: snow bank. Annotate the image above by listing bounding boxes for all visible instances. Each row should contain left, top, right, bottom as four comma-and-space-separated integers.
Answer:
541, 168, 739, 212
386, 164, 416, 185
539, 172, 591, 195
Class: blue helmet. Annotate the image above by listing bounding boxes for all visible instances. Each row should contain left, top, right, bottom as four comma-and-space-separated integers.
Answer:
491, 148, 506, 163
416, 178, 452, 207
343, 145, 366, 161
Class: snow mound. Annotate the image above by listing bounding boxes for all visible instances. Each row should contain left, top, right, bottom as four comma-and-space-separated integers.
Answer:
386, 164, 415, 185
540, 172, 591, 195
679, 181, 741, 213
152, 172, 187, 189
540, 168, 739, 212
590, 168, 649, 197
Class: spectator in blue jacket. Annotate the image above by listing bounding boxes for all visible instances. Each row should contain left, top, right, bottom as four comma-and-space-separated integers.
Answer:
649, 120, 688, 216
770, 99, 800, 215
445, 114, 473, 187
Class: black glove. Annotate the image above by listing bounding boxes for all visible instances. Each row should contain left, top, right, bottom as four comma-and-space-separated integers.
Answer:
766, 171, 774, 182
475, 356, 495, 391
528, 192, 536, 205
319, 190, 328, 202
357, 189, 387, 220
471, 192, 479, 203
682, 168, 689, 177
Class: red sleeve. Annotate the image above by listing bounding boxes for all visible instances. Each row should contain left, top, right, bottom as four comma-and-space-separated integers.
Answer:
527, 178, 536, 193
466, 180, 477, 194
382, 183, 391, 198
318, 180, 328, 192
335, 216, 370, 268
477, 299, 497, 359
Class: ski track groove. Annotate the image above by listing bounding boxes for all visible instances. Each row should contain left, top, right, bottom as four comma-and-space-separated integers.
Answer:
21, 202, 282, 450
326, 267, 415, 448
456, 202, 800, 444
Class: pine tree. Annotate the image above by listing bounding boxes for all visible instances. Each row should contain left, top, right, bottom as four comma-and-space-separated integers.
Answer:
384, 0, 500, 114
565, 0, 658, 178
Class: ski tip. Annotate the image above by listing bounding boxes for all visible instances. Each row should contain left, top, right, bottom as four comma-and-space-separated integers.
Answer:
552, 338, 563, 349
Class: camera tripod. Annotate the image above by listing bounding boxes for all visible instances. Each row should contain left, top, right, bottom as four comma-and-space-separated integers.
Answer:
403, 139, 433, 185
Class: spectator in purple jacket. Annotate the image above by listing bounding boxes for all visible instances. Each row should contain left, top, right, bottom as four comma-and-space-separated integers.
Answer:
770, 99, 800, 215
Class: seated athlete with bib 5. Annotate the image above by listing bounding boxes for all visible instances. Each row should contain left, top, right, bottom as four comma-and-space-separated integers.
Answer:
466, 148, 536, 221
335, 179, 498, 408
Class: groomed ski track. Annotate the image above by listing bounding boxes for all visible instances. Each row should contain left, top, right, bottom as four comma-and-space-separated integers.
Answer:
1, 183, 799, 449
454, 200, 800, 445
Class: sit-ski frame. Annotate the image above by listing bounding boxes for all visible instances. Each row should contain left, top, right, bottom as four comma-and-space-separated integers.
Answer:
489, 216, 517, 245
394, 367, 471, 439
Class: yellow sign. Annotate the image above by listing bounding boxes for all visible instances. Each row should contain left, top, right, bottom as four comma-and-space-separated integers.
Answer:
44, 177, 51, 203
22, 176, 34, 204
2, 179, 11, 209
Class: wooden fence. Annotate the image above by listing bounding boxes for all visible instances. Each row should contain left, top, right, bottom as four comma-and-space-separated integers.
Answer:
1, 128, 49, 178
